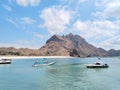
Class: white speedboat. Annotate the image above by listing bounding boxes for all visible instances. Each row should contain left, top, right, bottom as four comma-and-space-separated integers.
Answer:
32, 59, 55, 67
86, 59, 109, 68
86, 63, 109, 68
32, 61, 55, 67
0, 59, 12, 64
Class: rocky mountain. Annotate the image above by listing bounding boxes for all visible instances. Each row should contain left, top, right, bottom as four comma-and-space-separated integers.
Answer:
108, 49, 120, 56
0, 33, 120, 57
39, 33, 109, 57
0, 47, 40, 56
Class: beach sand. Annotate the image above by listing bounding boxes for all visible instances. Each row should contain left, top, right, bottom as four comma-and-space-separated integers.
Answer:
0, 56, 74, 60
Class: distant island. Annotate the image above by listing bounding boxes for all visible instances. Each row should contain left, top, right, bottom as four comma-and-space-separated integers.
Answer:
0, 33, 120, 57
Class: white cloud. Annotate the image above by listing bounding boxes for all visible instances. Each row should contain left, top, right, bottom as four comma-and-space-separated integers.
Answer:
16, 0, 41, 7
3, 5, 12, 11
73, 20, 89, 33
6, 18, 18, 26
72, 19, 120, 49
40, 6, 72, 35
99, 35, 120, 50
94, 0, 120, 19
73, 20, 120, 39
21, 17, 36, 24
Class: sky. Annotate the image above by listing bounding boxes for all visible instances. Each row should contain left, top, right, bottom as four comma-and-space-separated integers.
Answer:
0, 0, 120, 50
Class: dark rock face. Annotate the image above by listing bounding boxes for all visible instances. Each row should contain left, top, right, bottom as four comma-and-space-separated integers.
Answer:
39, 33, 109, 57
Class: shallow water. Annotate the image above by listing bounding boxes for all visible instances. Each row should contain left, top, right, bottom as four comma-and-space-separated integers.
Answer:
0, 57, 120, 90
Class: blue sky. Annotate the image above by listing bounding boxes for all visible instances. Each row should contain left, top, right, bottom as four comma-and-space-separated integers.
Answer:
0, 0, 120, 50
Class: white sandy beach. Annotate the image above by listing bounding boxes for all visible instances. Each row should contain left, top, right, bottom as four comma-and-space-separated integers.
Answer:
0, 56, 74, 60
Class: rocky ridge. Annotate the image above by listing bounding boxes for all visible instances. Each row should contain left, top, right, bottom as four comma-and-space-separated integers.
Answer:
0, 33, 120, 57
39, 33, 109, 57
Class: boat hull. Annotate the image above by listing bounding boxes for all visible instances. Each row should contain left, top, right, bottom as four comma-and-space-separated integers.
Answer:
0, 62, 11, 64
86, 65, 109, 68
0, 59, 12, 64
32, 62, 55, 67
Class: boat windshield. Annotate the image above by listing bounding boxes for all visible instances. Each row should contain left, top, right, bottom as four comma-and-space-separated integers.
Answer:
93, 58, 104, 65
42, 58, 48, 63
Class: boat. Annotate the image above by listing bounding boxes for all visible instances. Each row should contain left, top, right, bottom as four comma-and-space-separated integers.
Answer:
86, 59, 109, 68
86, 63, 109, 68
32, 59, 55, 67
0, 59, 12, 64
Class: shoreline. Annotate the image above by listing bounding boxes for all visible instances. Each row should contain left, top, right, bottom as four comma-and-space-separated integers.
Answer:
0, 56, 74, 60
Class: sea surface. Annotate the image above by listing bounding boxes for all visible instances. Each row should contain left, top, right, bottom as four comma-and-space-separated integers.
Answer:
0, 57, 120, 90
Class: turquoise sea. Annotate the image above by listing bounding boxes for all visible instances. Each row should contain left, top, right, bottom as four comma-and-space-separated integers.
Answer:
0, 57, 120, 90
